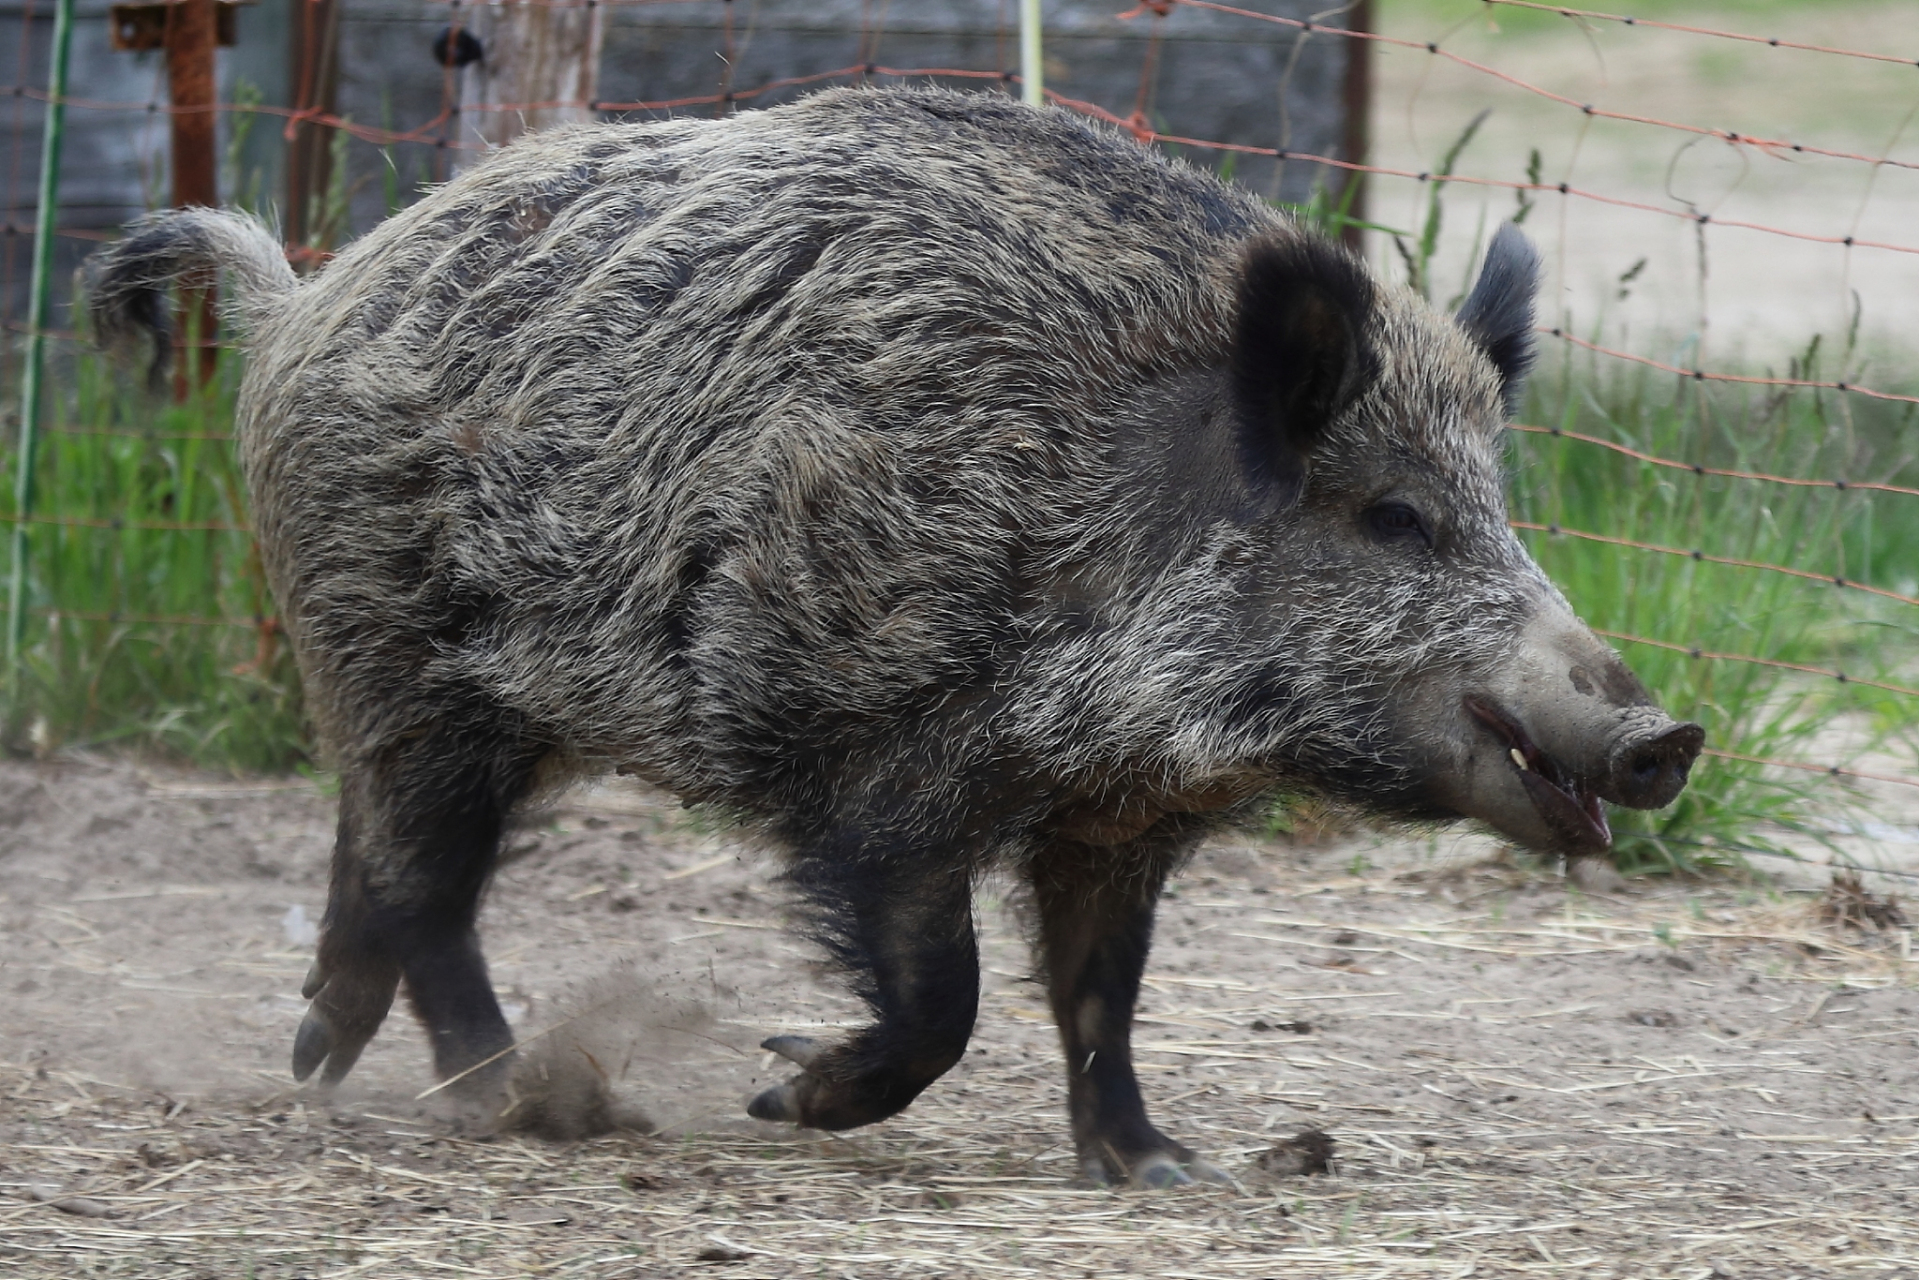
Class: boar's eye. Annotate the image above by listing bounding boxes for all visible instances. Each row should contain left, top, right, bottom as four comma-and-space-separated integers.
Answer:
1364, 501, 1433, 549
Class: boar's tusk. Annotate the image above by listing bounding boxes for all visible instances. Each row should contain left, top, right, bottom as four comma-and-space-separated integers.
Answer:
1509, 747, 1529, 772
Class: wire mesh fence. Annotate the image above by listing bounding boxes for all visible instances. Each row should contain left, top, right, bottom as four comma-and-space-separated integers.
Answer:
4, 0, 1918, 879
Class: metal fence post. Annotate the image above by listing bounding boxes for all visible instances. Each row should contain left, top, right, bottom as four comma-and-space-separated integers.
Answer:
167, 0, 220, 394
7, 0, 76, 681
1020, 0, 1043, 106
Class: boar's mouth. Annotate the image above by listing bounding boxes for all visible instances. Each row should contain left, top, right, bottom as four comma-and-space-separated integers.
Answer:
1466, 697, 1611, 855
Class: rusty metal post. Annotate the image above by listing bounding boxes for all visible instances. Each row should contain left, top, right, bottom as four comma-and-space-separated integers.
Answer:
166, 0, 220, 394
1338, 0, 1371, 251
285, 0, 340, 257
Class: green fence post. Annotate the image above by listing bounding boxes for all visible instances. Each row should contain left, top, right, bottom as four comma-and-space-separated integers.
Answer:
1020, 0, 1043, 106
8, 0, 76, 685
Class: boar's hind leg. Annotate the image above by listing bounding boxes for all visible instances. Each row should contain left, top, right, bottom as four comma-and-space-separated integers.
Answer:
1028, 827, 1233, 1189
294, 714, 539, 1104
748, 853, 978, 1131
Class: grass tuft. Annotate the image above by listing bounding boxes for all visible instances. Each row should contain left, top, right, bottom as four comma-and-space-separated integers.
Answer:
2, 340, 308, 773
1511, 332, 1919, 874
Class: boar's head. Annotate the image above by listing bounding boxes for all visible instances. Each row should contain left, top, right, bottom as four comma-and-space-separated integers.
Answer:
1118, 223, 1701, 856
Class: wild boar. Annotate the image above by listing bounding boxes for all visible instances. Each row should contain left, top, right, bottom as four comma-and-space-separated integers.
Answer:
87, 86, 1701, 1186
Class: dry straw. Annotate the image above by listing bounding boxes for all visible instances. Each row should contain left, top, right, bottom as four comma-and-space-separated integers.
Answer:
5, 853, 1914, 1279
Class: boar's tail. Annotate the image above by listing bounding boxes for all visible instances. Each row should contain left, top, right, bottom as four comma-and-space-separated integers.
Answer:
85, 208, 298, 390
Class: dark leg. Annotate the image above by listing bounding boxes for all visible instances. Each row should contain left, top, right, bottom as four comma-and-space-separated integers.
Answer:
748, 842, 979, 1131
293, 711, 540, 1109
1026, 824, 1226, 1188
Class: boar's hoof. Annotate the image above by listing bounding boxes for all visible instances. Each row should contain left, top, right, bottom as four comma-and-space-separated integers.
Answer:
746, 1080, 803, 1125
1089, 1143, 1235, 1189
290, 1005, 379, 1088
747, 1036, 821, 1125
291, 1010, 335, 1082
745, 1034, 955, 1130
761, 1034, 825, 1069
1139, 1155, 1235, 1191
1083, 1147, 1237, 1190
291, 963, 400, 1089
745, 1036, 825, 1122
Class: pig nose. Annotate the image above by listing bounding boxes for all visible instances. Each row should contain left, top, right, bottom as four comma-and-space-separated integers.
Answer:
1606, 720, 1705, 810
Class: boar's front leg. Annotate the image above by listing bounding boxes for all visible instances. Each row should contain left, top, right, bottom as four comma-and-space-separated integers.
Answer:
1027, 824, 1230, 1188
294, 711, 539, 1110
748, 845, 978, 1131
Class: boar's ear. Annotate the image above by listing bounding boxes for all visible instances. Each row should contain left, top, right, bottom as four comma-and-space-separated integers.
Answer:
1231, 238, 1376, 505
1455, 222, 1540, 418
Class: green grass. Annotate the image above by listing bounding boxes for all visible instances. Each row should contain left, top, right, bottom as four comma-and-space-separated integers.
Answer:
1, 339, 307, 772
1508, 335, 1919, 873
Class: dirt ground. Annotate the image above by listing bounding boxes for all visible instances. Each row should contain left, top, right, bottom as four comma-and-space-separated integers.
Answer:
1, 756, 1915, 1278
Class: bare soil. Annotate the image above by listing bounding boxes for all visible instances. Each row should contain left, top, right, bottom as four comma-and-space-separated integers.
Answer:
2, 754, 1917, 1278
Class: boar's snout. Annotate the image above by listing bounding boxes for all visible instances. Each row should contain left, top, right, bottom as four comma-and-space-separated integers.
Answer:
1606, 719, 1704, 811
1441, 611, 1706, 857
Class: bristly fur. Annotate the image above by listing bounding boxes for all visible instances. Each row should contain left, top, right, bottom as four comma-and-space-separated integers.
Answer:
84, 208, 295, 390
85, 86, 1653, 1183
1230, 237, 1378, 505
1453, 221, 1541, 417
